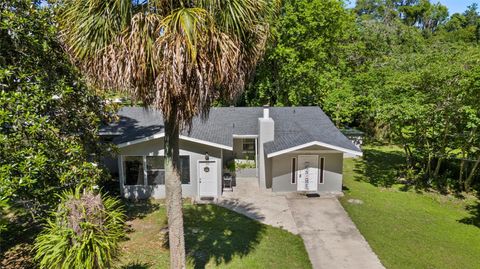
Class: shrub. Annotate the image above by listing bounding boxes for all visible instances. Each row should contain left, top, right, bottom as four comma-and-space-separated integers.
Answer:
34, 187, 125, 269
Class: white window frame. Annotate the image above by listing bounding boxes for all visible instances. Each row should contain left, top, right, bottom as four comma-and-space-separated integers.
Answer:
146, 156, 165, 185
179, 155, 191, 185
242, 138, 256, 159
318, 157, 325, 184
122, 155, 145, 186
121, 154, 191, 186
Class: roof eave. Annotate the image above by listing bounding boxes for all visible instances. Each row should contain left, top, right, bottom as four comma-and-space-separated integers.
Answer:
116, 133, 233, 151
266, 141, 362, 158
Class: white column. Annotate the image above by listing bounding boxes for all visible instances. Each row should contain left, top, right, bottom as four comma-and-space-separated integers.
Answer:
255, 137, 259, 176
143, 156, 148, 186
118, 155, 124, 196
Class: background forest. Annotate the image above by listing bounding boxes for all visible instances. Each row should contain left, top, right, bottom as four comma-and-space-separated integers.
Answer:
1, 0, 480, 267
243, 0, 480, 194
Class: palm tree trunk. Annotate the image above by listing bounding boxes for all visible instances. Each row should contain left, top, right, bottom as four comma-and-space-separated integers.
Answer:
164, 112, 186, 269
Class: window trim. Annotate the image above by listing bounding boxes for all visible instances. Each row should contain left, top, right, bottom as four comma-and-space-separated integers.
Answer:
291, 157, 297, 184
122, 155, 145, 186
242, 138, 256, 160
146, 156, 165, 186
179, 155, 191, 185
318, 157, 325, 184
122, 154, 192, 186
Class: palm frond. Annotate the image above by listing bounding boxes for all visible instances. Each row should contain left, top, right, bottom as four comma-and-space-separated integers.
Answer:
58, 0, 272, 127
59, 0, 132, 59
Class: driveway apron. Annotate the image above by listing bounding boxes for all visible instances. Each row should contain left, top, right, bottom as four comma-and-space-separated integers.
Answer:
287, 198, 385, 269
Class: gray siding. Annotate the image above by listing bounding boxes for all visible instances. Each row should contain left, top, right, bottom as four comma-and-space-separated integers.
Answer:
118, 138, 223, 199
265, 156, 273, 188
271, 152, 344, 193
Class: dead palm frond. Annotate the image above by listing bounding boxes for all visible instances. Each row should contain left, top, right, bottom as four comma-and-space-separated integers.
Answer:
58, 0, 271, 127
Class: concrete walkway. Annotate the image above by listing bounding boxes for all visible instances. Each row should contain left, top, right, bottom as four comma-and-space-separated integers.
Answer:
216, 177, 384, 269
218, 177, 298, 234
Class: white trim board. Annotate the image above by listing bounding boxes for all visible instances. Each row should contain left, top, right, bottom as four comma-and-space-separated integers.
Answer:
179, 135, 232, 151
232, 134, 259, 138
291, 150, 341, 154
117, 133, 165, 148
117, 132, 232, 151
266, 141, 362, 158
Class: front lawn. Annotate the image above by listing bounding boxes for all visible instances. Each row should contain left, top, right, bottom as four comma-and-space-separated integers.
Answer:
116, 202, 311, 269
340, 145, 480, 269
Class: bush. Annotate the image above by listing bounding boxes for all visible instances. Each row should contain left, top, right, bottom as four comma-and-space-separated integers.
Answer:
34, 188, 125, 269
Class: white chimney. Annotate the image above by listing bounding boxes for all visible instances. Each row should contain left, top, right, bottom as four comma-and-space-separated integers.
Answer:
263, 108, 269, 119
258, 106, 274, 189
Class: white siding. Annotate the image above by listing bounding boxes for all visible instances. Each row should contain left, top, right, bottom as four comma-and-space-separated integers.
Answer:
270, 151, 344, 193
118, 138, 223, 199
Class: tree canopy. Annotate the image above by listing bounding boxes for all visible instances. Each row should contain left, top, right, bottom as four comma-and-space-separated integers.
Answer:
243, 0, 480, 193
0, 0, 112, 246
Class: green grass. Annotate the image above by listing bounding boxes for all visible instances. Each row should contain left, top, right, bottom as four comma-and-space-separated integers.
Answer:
340, 145, 480, 269
116, 201, 311, 269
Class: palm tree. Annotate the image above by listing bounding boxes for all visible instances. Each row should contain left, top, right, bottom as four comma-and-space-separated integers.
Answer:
56, 0, 272, 267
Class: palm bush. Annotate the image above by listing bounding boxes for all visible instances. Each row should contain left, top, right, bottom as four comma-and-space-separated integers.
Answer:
34, 187, 125, 269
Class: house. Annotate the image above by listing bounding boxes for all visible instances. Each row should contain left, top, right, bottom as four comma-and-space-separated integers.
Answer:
100, 106, 362, 199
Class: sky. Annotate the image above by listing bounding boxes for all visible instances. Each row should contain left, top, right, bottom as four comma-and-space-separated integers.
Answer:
346, 0, 479, 15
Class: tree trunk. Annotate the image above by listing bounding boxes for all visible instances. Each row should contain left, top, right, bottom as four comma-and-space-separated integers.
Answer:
433, 157, 443, 179
403, 143, 413, 170
434, 115, 450, 182
465, 155, 480, 192
458, 152, 465, 191
164, 112, 186, 269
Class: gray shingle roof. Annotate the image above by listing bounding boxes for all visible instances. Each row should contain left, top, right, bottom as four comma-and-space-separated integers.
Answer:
100, 106, 361, 154
264, 107, 360, 154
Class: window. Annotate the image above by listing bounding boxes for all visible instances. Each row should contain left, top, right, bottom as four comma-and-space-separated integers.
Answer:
291, 157, 296, 184
124, 156, 144, 185
123, 155, 190, 186
147, 156, 165, 185
242, 139, 256, 160
179, 156, 190, 184
319, 157, 325, 184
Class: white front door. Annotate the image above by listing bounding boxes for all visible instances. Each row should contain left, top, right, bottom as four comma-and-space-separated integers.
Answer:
198, 160, 218, 197
297, 155, 319, 192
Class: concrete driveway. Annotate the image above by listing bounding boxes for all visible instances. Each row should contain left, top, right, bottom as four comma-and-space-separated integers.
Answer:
288, 198, 384, 269
216, 177, 384, 269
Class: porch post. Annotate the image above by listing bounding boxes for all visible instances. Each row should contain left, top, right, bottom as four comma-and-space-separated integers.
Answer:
118, 155, 124, 196
255, 137, 259, 177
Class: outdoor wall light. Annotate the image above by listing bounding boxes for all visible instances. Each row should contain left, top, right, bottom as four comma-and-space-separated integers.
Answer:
205, 152, 209, 160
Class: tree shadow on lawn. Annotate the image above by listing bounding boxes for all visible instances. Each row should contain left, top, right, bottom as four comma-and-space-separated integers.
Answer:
163, 204, 265, 269
119, 261, 150, 269
122, 199, 161, 221
353, 148, 405, 188
458, 199, 480, 228
1, 210, 42, 254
